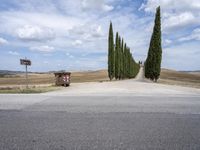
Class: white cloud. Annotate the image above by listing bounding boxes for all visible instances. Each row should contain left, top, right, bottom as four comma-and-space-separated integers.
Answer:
65, 52, 74, 58
0, 11, 83, 37
81, 0, 113, 12
69, 24, 104, 40
163, 12, 196, 32
140, 0, 200, 12
91, 25, 104, 37
140, 0, 200, 33
102, 5, 113, 12
179, 28, 200, 41
72, 40, 83, 46
164, 39, 172, 45
0, 37, 8, 45
16, 25, 55, 41
8, 51, 19, 56
30, 45, 55, 52
68, 24, 105, 50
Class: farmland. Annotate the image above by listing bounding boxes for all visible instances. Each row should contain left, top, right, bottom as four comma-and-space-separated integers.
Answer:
0, 69, 199, 89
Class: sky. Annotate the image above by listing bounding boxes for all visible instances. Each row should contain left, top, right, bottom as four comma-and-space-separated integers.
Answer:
0, 0, 200, 72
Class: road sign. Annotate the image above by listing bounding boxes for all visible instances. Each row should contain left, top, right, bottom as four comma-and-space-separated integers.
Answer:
20, 58, 31, 89
20, 59, 31, 66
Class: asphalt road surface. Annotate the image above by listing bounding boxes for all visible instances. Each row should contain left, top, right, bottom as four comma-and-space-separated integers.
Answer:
0, 69, 200, 150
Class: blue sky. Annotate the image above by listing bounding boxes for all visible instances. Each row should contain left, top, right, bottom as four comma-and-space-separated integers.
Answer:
0, 0, 200, 72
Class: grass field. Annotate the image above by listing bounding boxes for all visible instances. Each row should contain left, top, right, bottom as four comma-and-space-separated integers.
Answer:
159, 69, 200, 88
0, 70, 108, 86
0, 70, 108, 93
0, 68, 199, 93
0, 86, 61, 94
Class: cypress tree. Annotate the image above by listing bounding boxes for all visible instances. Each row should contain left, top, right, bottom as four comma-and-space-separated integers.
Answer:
145, 6, 162, 82
118, 36, 121, 79
127, 48, 131, 78
125, 45, 129, 78
120, 38, 124, 79
107, 22, 140, 80
115, 32, 119, 79
130, 52, 133, 78
123, 43, 126, 79
108, 22, 115, 80
154, 6, 162, 81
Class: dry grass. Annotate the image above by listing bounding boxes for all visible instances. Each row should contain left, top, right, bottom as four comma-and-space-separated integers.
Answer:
159, 69, 200, 88
0, 73, 55, 85
0, 86, 61, 94
0, 70, 108, 86
71, 70, 109, 83
0, 69, 199, 90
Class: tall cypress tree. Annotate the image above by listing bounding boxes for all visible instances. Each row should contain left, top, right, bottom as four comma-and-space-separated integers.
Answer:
107, 22, 140, 81
127, 48, 131, 78
120, 38, 124, 79
129, 48, 132, 78
118, 36, 121, 79
145, 6, 162, 82
108, 22, 115, 80
115, 32, 119, 79
123, 43, 126, 79
154, 6, 162, 81
124, 43, 127, 78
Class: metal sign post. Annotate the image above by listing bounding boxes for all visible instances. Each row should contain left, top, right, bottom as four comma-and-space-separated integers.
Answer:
20, 58, 31, 89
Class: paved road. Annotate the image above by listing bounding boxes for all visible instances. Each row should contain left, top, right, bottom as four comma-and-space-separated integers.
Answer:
1, 68, 200, 150
0, 94, 200, 150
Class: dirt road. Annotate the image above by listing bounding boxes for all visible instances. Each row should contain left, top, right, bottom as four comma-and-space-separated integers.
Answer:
44, 67, 200, 96
135, 66, 145, 81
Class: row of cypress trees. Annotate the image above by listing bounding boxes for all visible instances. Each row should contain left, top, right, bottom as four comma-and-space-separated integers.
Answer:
108, 22, 140, 80
145, 6, 162, 82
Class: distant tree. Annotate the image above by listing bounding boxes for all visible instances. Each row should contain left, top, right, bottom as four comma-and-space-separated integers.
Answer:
108, 22, 115, 80
145, 6, 162, 82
